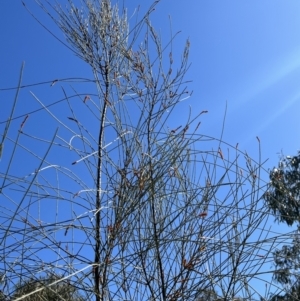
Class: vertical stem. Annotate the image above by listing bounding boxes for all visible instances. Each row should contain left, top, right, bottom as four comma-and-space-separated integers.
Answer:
94, 64, 109, 301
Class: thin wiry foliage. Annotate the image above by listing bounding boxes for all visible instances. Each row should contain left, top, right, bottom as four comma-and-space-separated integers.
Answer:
0, 1, 289, 301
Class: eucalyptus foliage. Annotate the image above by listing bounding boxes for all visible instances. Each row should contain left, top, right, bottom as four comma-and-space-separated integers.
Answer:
264, 152, 300, 301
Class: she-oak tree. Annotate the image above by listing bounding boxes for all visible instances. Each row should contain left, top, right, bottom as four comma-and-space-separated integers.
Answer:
0, 1, 277, 300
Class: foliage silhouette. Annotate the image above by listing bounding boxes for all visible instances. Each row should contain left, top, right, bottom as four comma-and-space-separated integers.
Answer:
11, 274, 84, 301
264, 152, 300, 301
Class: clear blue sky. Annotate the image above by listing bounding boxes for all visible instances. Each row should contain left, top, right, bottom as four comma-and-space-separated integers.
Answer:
1, 0, 300, 298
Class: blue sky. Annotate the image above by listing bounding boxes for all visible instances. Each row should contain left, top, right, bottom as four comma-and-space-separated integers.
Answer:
1, 0, 300, 298
2, 1, 300, 165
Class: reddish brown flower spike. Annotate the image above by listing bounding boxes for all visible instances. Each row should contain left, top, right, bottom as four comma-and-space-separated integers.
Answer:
218, 148, 224, 160
20, 114, 29, 131
199, 212, 207, 218
178, 278, 188, 283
